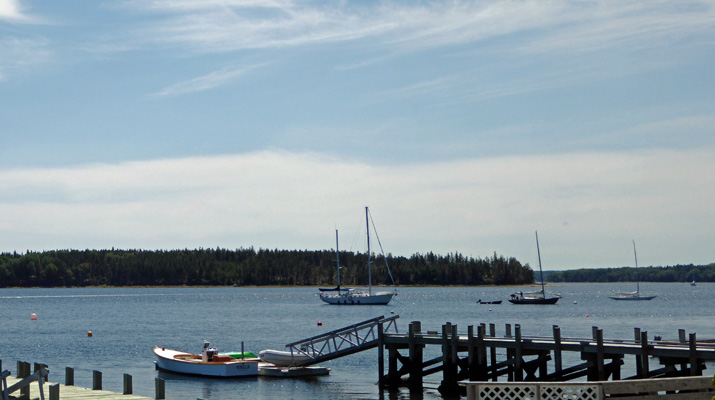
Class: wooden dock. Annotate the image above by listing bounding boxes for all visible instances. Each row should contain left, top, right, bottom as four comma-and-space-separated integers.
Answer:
3, 375, 154, 399
377, 321, 715, 396
2, 361, 162, 400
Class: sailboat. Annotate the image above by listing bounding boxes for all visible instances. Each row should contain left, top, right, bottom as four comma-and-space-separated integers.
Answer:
318, 229, 351, 295
609, 240, 656, 301
319, 207, 396, 305
509, 231, 560, 305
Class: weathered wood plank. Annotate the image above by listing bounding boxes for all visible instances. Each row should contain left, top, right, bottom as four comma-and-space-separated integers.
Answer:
4, 376, 153, 399
601, 376, 713, 394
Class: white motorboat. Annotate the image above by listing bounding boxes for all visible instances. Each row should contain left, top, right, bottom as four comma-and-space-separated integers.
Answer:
258, 349, 314, 367
154, 342, 258, 377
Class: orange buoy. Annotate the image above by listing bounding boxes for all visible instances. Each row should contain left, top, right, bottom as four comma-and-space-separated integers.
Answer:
30, 313, 37, 320
88, 331, 93, 337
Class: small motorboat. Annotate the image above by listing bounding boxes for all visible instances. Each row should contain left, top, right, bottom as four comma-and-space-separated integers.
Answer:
476, 299, 502, 304
154, 341, 258, 377
258, 349, 314, 367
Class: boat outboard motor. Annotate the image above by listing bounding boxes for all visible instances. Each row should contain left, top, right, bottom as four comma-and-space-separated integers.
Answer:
202, 341, 218, 362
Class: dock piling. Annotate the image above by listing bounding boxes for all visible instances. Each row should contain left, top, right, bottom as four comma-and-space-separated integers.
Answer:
64, 367, 73, 386
124, 373, 133, 395
92, 370, 102, 390
155, 377, 165, 400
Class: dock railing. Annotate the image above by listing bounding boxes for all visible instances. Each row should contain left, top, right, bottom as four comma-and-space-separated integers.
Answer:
1, 365, 48, 400
284, 315, 399, 367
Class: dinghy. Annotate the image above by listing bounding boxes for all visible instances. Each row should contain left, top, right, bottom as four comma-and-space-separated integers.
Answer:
258, 349, 314, 367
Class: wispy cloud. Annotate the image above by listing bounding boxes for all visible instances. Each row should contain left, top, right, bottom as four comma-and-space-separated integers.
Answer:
151, 64, 261, 97
1, 148, 714, 268
0, 36, 52, 81
118, 0, 715, 55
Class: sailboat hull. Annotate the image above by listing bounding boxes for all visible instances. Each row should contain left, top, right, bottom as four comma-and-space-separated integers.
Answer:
508, 297, 559, 305
609, 295, 656, 301
319, 291, 394, 305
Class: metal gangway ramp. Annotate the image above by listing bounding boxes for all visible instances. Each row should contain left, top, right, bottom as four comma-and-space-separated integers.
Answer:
283, 315, 399, 367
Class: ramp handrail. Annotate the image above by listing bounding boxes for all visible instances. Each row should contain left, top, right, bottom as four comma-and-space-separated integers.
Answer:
284, 315, 399, 367
1, 367, 48, 400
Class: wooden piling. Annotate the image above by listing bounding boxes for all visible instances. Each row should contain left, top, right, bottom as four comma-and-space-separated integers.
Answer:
408, 321, 423, 388
18, 361, 30, 400
124, 373, 133, 395
640, 331, 649, 378
489, 324, 497, 382
634, 327, 643, 377
467, 325, 476, 380
65, 367, 74, 386
596, 329, 605, 381
93, 370, 102, 390
477, 325, 487, 381
514, 324, 523, 381
377, 321, 385, 389
49, 383, 60, 400
689, 333, 699, 375
155, 377, 165, 400
553, 325, 563, 378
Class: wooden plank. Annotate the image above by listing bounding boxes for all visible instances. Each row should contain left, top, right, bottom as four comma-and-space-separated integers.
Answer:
601, 376, 713, 395
3, 376, 153, 399
619, 394, 715, 400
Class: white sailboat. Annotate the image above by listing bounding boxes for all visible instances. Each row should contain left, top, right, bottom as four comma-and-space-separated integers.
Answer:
609, 240, 656, 301
319, 207, 396, 305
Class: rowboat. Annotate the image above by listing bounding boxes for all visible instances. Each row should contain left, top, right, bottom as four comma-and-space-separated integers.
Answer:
154, 342, 258, 377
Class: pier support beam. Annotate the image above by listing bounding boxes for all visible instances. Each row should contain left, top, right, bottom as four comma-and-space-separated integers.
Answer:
408, 321, 423, 390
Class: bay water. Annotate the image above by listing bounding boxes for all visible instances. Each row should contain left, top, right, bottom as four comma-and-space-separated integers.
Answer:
0, 283, 712, 399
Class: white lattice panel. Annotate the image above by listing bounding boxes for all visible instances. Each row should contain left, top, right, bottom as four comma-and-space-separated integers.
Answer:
478, 385, 537, 400
475, 384, 601, 400
541, 385, 600, 400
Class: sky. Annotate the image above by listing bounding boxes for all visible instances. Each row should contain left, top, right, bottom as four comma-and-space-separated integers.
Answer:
1, 0, 714, 270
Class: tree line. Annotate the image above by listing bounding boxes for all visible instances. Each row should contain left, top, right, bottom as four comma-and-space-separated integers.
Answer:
0, 248, 535, 288
548, 263, 715, 283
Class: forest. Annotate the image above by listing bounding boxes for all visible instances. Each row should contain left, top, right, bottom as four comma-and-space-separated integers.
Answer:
547, 263, 715, 283
0, 248, 535, 288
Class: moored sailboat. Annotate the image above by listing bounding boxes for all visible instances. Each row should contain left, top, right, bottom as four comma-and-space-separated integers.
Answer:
609, 240, 656, 301
319, 207, 396, 305
509, 231, 560, 305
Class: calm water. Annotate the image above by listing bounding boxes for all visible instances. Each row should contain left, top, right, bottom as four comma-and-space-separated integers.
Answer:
0, 283, 712, 399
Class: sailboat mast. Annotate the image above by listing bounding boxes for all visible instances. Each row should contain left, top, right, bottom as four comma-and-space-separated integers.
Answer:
536, 231, 545, 295
633, 240, 639, 294
335, 229, 340, 290
366, 206, 372, 295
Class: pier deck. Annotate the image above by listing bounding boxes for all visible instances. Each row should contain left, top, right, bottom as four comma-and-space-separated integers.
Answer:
378, 322, 715, 396
3, 375, 153, 399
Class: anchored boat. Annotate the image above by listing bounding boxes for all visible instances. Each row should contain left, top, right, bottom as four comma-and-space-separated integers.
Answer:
319, 207, 397, 305
509, 231, 560, 305
609, 240, 656, 301
154, 341, 258, 377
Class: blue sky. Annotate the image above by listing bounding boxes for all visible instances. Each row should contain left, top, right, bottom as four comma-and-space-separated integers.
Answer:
1, 0, 714, 270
